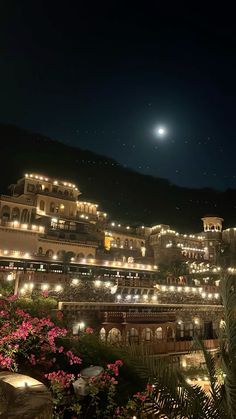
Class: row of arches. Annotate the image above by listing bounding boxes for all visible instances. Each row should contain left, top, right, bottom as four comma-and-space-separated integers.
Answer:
1, 206, 31, 223
39, 248, 94, 259
29, 182, 74, 198
111, 237, 145, 249
99, 326, 175, 344
77, 204, 97, 215
182, 251, 204, 260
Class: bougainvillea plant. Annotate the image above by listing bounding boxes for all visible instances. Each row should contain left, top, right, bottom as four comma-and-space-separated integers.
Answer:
0, 295, 125, 418
0, 296, 73, 372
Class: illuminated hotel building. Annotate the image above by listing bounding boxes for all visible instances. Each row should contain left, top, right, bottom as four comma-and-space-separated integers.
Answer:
0, 173, 231, 362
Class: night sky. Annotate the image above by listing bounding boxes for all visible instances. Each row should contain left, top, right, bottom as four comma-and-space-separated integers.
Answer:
1, 2, 236, 190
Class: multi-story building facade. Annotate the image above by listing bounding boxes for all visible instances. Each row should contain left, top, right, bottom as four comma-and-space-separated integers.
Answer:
0, 172, 234, 364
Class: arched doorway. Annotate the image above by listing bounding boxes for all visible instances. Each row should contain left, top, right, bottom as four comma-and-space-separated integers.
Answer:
155, 327, 163, 341
127, 327, 139, 344
1, 205, 10, 221
11, 207, 20, 221
107, 328, 122, 344
21, 209, 30, 223
167, 326, 175, 342
99, 328, 106, 342
141, 328, 152, 342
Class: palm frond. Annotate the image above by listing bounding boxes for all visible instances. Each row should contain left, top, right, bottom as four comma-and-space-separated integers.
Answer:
220, 274, 236, 419
123, 344, 222, 419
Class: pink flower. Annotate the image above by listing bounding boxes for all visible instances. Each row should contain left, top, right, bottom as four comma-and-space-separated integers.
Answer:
15, 308, 31, 318
0, 354, 14, 369
0, 310, 9, 318
47, 327, 67, 351
58, 346, 64, 353
85, 327, 93, 334
134, 392, 147, 402
66, 350, 82, 365
115, 360, 123, 366
45, 370, 75, 388
7, 295, 17, 302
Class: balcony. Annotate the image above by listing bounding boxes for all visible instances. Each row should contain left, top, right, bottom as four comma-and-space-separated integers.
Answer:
148, 339, 219, 355
0, 220, 44, 233
0, 194, 35, 206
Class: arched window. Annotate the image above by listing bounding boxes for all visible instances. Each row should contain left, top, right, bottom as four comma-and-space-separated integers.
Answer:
57, 250, 65, 259
141, 328, 152, 342
87, 253, 94, 259
127, 328, 139, 344
39, 200, 45, 211
21, 209, 30, 223
107, 328, 122, 344
155, 327, 163, 341
45, 249, 54, 258
50, 202, 55, 213
38, 247, 43, 255
100, 328, 106, 342
11, 207, 20, 221
116, 237, 120, 246
1, 205, 10, 221
167, 326, 175, 342
77, 253, 85, 259
64, 190, 69, 196
124, 239, 129, 248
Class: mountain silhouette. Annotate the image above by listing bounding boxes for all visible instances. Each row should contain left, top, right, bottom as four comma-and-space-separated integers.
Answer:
0, 124, 235, 232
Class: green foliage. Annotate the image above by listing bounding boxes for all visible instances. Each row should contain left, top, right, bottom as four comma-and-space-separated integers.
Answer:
0, 280, 14, 297
59, 334, 144, 404
15, 295, 57, 317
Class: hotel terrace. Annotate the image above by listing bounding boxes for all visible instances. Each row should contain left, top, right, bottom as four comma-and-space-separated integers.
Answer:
1, 172, 235, 363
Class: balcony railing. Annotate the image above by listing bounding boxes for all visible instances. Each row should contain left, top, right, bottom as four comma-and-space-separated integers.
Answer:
146, 339, 219, 355
0, 195, 35, 205
0, 220, 44, 233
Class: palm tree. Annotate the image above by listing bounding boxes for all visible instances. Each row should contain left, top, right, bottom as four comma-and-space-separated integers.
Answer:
122, 274, 236, 418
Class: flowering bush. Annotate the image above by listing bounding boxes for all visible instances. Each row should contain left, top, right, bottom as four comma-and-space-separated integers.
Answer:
0, 296, 77, 372
0, 295, 126, 418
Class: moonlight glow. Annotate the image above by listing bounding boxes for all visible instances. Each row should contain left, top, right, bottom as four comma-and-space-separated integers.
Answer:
155, 126, 167, 137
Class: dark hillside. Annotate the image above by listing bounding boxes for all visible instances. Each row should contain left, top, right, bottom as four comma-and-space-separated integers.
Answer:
0, 124, 235, 232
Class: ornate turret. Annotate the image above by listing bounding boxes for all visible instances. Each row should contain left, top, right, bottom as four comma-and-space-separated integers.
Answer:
201, 215, 224, 262
201, 216, 224, 232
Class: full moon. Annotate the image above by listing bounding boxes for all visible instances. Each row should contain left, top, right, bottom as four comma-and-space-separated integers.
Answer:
156, 126, 166, 136
155, 127, 166, 137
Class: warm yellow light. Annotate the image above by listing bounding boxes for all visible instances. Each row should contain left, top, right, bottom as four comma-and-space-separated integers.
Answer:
72, 278, 79, 285
94, 280, 101, 287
